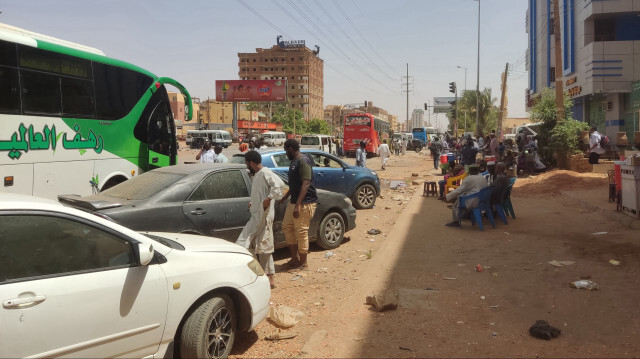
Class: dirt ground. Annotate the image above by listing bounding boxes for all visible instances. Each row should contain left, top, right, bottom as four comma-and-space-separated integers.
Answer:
179, 146, 640, 358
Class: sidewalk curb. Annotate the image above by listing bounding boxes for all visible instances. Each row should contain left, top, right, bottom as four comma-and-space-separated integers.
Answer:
561, 191, 640, 230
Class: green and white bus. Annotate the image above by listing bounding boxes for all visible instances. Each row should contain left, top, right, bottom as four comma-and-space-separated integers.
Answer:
0, 23, 193, 199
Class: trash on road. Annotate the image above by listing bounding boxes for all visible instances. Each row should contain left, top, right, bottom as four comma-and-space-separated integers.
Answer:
609, 259, 621, 266
367, 229, 382, 235
290, 274, 303, 281
570, 280, 598, 290
475, 264, 483, 272
324, 251, 335, 258
268, 306, 305, 328
389, 180, 407, 189
316, 267, 328, 273
489, 305, 500, 308
591, 231, 608, 235
529, 320, 561, 340
265, 329, 298, 341
365, 291, 398, 312
548, 260, 576, 267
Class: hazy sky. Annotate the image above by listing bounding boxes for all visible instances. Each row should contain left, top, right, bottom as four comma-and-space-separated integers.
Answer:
2, 0, 529, 130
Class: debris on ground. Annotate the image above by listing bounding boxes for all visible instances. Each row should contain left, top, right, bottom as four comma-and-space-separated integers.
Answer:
365, 291, 398, 312
592, 231, 608, 235
316, 267, 328, 273
267, 305, 305, 328
367, 228, 382, 235
529, 320, 561, 340
548, 260, 576, 267
570, 280, 598, 290
265, 329, 297, 341
390, 180, 407, 189
609, 259, 621, 266
290, 274, 303, 281
324, 251, 335, 258
475, 264, 483, 272
411, 173, 419, 177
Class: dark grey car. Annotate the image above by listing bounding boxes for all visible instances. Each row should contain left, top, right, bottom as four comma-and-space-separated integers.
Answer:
58, 163, 356, 250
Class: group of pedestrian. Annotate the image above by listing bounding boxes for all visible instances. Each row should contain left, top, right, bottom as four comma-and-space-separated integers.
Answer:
195, 140, 229, 163
235, 139, 318, 289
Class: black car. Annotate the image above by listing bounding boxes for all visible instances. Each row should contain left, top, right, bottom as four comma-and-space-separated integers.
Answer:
58, 164, 356, 250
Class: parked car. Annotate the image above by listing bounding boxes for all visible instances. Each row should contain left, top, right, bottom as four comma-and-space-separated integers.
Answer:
300, 134, 337, 155
0, 193, 270, 358
230, 149, 381, 209
58, 163, 356, 250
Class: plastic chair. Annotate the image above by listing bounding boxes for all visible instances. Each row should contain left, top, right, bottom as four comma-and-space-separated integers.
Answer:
502, 179, 516, 219
458, 186, 495, 230
445, 171, 468, 194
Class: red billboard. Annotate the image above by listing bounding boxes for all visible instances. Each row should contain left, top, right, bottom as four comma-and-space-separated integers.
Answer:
215, 80, 287, 102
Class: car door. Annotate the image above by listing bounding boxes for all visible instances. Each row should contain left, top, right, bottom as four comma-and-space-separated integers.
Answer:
182, 169, 251, 241
0, 212, 168, 358
306, 152, 347, 195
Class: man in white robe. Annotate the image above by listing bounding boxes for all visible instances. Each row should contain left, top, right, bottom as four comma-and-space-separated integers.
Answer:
376, 139, 391, 170
236, 150, 285, 288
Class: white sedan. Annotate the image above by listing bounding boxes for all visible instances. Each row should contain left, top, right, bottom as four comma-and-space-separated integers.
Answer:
0, 194, 270, 358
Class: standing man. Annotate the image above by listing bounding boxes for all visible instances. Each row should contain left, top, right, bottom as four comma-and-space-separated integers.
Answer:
489, 133, 500, 159
236, 150, 285, 289
429, 137, 443, 170
213, 145, 228, 163
401, 137, 407, 155
196, 140, 216, 163
587, 126, 606, 164
376, 139, 391, 170
460, 138, 479, 171
280, 139, 318, 271
356, 140, 367, 167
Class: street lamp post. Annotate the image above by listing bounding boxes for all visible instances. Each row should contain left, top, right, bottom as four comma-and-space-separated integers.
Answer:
475, 0, 481, 136
457, 65, 467, 93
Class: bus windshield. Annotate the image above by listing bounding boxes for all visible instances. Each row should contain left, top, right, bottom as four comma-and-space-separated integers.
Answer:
345, 116, 371, 127
301, 137, 320, 145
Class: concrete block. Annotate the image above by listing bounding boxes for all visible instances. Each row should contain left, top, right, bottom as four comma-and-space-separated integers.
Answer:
592, 163, 615, 174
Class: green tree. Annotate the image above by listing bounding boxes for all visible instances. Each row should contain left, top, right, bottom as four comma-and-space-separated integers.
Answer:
271, 103, 306, 134
447, 88, 498, 137
528, 87, 583, 165
306, 118, 330, 134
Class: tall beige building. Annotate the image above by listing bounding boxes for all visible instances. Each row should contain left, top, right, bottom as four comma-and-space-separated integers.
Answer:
238, 41, 324, 121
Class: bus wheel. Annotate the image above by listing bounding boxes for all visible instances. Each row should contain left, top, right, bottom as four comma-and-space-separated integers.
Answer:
414, 146, 422, 153
101, 176, 127, 191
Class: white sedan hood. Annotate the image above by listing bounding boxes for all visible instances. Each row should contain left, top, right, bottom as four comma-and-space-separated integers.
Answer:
145, 232, 251, 255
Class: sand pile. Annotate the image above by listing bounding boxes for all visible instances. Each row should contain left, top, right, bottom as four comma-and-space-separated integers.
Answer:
513, 170, 608, 197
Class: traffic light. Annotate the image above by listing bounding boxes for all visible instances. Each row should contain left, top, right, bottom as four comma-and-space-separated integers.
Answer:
449, 100, 457, 119
449, 82, 457, 94
364, 101, 368, 107
424, 103, 428, 111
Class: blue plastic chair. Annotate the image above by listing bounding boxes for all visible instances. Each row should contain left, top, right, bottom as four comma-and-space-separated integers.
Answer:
458, 186, 495, 230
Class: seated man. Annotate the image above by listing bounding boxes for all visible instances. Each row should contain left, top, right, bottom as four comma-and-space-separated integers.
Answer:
445, 166, 488, 227
438, 161, 464, 200
490, 162, 509, 207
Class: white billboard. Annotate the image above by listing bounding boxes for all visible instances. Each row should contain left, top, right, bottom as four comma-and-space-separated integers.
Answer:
433, 97, 456, 113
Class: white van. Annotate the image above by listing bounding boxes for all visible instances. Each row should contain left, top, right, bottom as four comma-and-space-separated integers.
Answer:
186, 130, 232, 149
261, 131, 287, 146
300, 134, 336, 155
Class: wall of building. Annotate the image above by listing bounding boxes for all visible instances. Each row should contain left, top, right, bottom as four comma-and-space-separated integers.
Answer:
238, 45, 324, 121
528, 0, 640, 145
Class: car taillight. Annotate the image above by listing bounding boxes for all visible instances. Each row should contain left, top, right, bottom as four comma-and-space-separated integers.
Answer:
93, 212, 115, 222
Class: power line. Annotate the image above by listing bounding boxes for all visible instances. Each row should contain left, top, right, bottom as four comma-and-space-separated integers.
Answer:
341, 0, 403, 78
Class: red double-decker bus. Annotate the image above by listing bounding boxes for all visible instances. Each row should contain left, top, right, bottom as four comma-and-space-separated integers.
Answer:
343, 113, 390, 157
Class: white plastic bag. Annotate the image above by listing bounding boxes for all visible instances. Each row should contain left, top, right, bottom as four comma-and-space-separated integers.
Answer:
267, 305, 305, 328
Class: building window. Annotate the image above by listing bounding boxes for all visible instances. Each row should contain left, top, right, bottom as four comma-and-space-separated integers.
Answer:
594, 18, 615, 41
253, 59, 256, 62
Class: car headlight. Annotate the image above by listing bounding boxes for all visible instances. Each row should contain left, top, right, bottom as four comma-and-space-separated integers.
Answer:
343, 197, 352, 206
247, 258, 265, 276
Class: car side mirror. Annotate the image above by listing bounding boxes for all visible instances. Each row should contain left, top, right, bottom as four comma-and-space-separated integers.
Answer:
138, 243, 155, 266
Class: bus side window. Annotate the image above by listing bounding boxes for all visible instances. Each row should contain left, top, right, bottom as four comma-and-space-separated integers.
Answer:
21, 71, 62, 115
0, 68, 20, 114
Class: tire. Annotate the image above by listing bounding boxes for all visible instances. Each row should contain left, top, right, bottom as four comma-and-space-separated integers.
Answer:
100, 177, 126, 192
353, 183, 376, 209
180, 295, 236, 359
316, 212, 345, 249
414, 146, 422, 153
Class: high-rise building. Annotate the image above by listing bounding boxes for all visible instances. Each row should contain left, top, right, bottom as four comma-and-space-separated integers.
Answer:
410, 109, 424, 130
527, 0, 640, 144
238, 40, 324, 121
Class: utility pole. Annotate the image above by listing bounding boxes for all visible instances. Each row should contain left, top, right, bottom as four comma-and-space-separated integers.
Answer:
402, 63, 413, 129
476, 0, 481, 136
206, 96, 210, 130
498, 62, 509, 139
553, 0, 565, 121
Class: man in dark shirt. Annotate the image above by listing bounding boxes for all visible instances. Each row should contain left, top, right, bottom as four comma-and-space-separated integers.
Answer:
280, 139, 318, 270
460, 138, 479, 171
490, 162, 509, 206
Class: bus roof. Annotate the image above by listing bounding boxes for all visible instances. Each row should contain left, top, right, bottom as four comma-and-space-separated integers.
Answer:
0, 22, 156, 79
